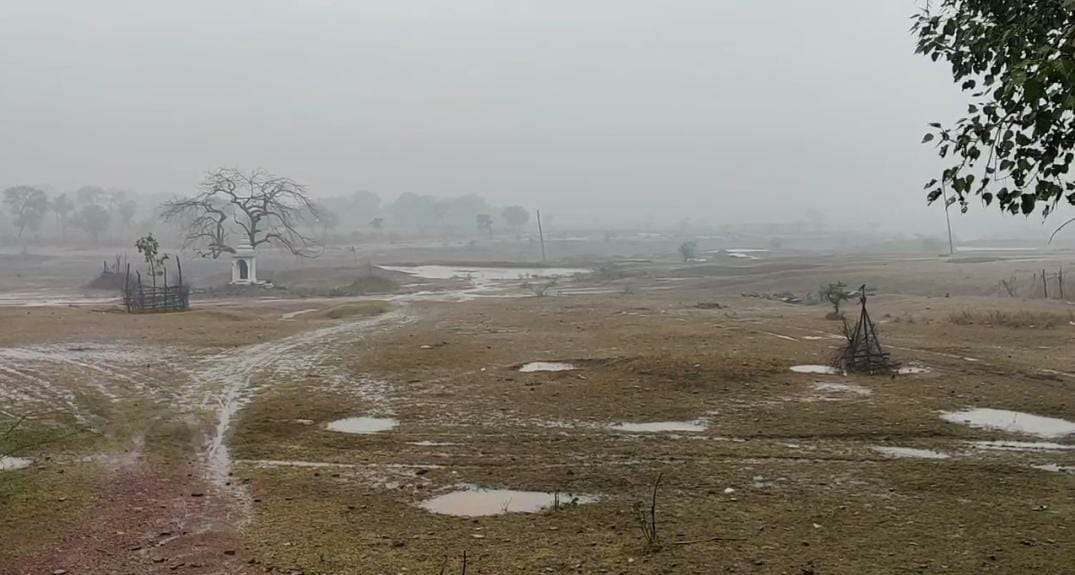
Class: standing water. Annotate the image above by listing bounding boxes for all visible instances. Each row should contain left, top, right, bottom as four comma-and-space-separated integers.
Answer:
790, 365, 841, 375
419, 485, 596, 517
519, 362, 577, 373
941, 408, 1075, 439
327, 417, 399, 434
0, 456, 33, 471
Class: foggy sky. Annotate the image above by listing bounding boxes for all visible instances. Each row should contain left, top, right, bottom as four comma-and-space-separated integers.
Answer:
0, 1, 1055, 238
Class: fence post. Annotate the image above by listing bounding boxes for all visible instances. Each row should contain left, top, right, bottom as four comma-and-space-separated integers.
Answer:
1043, 269, 1049, 298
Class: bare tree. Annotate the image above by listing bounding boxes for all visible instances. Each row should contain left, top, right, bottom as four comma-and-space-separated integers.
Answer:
162, 168, 322, 258
161, 196, 232, 258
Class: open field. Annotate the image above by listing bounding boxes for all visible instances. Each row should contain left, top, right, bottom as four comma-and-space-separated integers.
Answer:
1, 245, 1073, 574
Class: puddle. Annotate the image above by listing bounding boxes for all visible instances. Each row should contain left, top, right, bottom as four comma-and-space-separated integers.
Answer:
419, 485, 596, 517
281, 308, 319, 320
790, 365, 840, 375
813, 382, 872, 396
326, 417, 399, 434
941, 408, 1075, 439
898, 366, 932, 375
872, 446, 950, 460
723, 249, 767, 260
802, 336, 826, 341
380, 265, 589, 282
519, 362, 578, 373
0, 290, 120, 308
1033, 464, 1074, 474
969, 440, 1075, 452
609, 420, 708, 433
0, 456, 33, 471
955, 246, 1038, 252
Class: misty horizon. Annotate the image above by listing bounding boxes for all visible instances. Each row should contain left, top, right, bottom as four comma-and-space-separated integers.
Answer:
0, 1, 1066, 240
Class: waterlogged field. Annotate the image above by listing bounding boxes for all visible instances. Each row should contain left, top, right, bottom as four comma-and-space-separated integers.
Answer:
1, 249, 1073, 574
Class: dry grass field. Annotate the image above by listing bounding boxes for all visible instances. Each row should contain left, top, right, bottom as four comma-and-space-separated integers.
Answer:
1, 246, 1073, 574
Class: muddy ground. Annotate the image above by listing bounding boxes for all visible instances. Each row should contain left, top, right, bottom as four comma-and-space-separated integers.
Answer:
1, 246, 1073, 574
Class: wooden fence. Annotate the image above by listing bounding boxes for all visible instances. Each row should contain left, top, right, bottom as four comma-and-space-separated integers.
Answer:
122, 259, 191, 314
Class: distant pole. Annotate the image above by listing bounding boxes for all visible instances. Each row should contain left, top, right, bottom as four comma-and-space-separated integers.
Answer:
124, 263, 131, 313
1043, 268, 1049, 298
536, 209, 547, 264
1060, 266, 1065, 300
941, 186, 955, 255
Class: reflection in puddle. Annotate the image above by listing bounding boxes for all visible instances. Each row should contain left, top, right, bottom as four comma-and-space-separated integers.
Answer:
610, 420, 708, 433
0, 456, 32, 471
898, 365, 932, 375
326, 417, 399, 434
941, 408, 1075, 438
519, 362, 577, 373
791, 365, 840, 375
872, 446, 950, 460
419, 485, 597, 517
813, 382, 872, 396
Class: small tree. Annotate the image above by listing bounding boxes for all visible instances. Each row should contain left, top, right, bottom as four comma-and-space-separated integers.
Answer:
3, 186, 50, 241
678, 241, 698, 262
501, 205, 530, 238
476, 213, 494, 239
819, 282, 850, 317
135, 233, 171, 287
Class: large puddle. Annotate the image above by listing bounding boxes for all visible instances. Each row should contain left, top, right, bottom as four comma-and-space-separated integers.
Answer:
872, 446, 950, 460
380, 265, 589, 282
609, 420, 708, 433
419, 485, 596, 517
790, 365, 841, 375
941, 408, 1075, 439
0, 456, 32, 471
813, 382, 872, 396
519, 362, 577, 373
0, 290, 120, 308
326, 417, 399, 434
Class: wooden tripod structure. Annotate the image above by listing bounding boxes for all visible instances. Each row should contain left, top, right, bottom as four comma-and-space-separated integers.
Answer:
833, 285, 896, 374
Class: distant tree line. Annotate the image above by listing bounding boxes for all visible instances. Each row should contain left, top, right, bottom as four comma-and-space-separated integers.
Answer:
1, 184, 150, 248
304, 190, 533, 242
3, 172, 535, 254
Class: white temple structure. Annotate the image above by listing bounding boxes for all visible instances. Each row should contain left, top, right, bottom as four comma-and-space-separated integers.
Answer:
230, 243, 258, 285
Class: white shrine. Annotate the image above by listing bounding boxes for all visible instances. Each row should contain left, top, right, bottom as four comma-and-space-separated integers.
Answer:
230, 243, 258, 285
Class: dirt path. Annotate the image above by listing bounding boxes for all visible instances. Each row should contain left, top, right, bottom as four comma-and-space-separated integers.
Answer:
3, 310, 405, 573
194, 310, 404, 488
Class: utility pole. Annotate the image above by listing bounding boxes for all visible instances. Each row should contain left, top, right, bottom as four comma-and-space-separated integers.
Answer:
536, 209, 547, 264
941, 186, 955, 255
